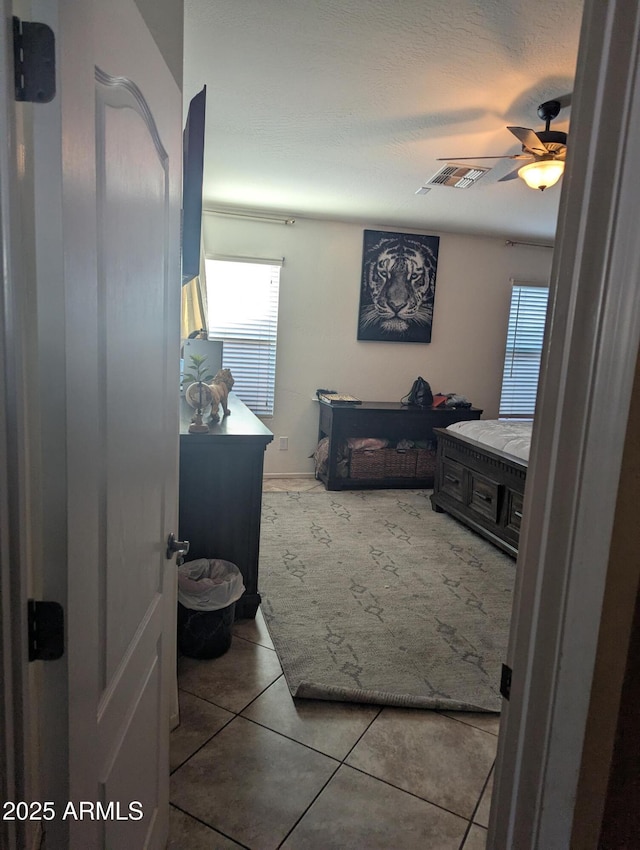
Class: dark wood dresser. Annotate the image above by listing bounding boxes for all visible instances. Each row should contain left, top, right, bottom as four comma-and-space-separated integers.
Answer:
317, 399, 482, 490
179, 393, 273, 618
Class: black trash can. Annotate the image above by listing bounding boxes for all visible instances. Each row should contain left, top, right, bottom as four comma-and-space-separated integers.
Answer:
177, 559, 245, 659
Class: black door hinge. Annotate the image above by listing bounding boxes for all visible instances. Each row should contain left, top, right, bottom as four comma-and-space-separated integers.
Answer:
28, 600, 64, 661
500, 663, 512, 701
13, 16, 56, 103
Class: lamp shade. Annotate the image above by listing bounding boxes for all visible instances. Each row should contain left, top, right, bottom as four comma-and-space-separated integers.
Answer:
518, 159, 565, 191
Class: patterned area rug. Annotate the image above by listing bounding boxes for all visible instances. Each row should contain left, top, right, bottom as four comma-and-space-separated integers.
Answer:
259, 489, 515, 712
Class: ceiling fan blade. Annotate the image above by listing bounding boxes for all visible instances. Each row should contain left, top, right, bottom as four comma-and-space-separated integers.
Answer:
498, 167, 523, 182
555, 92, 572, 109
436, 154, 529, 161
507, 126, 548, 156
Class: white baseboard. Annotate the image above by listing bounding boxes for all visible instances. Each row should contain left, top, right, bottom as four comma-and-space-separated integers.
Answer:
263, 472, 315, 479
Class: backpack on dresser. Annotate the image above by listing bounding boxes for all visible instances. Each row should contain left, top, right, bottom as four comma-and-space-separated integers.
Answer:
402, 377, 434, 408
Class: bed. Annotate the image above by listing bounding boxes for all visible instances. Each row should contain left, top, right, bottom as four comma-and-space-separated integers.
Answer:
430, 420, 532, 557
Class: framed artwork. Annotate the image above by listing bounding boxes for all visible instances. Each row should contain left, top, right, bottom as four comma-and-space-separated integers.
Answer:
357, 229, 440, 343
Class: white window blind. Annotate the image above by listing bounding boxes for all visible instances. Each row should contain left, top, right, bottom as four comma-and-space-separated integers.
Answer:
499, 282, 549, 418
205, 257, 282, 416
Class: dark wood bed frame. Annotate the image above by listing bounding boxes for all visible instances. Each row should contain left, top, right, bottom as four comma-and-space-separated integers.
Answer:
430, 426, 527, 558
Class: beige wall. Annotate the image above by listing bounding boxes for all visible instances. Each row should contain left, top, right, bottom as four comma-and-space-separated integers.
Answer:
203, 213, 554, 474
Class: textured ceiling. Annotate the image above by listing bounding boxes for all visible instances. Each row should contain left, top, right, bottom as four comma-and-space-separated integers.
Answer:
183, 0, 584, 241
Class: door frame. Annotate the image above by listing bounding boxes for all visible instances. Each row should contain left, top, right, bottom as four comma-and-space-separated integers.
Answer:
490, 0, 640, 846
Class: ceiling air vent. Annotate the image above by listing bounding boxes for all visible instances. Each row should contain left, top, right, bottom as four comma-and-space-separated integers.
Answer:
426, 164, 490, 189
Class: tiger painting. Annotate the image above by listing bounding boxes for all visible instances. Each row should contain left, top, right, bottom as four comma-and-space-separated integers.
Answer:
357, 231, 440, 343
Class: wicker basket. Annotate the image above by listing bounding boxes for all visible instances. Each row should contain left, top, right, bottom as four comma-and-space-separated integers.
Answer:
350, 446, 430, 480
349, 448, 387, 479
384, 448, 418, 478
415, 447, 437, 478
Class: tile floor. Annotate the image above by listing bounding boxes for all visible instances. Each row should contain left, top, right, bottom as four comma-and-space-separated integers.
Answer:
169, 478, 499, 850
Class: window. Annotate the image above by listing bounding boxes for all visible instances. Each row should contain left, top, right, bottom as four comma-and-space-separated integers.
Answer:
205, 256, 282, 416
499, 282, 549, 419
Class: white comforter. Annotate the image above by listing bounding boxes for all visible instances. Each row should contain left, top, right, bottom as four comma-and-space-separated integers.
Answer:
445, 419, 533, 462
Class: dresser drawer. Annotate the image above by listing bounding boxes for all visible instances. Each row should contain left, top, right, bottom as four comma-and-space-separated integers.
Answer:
507, 491, 524, 532
469, 472, 500, 522
441, 459, 465, 502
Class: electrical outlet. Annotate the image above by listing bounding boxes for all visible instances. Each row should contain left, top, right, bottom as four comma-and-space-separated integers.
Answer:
279, 436, 288, 451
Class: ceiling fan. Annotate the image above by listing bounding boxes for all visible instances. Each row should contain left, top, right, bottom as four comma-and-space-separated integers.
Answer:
438, 100, 568, 191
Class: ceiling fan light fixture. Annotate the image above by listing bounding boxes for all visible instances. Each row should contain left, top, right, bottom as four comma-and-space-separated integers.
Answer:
518, 159, 565, 191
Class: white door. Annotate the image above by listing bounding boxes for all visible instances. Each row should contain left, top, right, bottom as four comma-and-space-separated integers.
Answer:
24, 1, 181, 847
